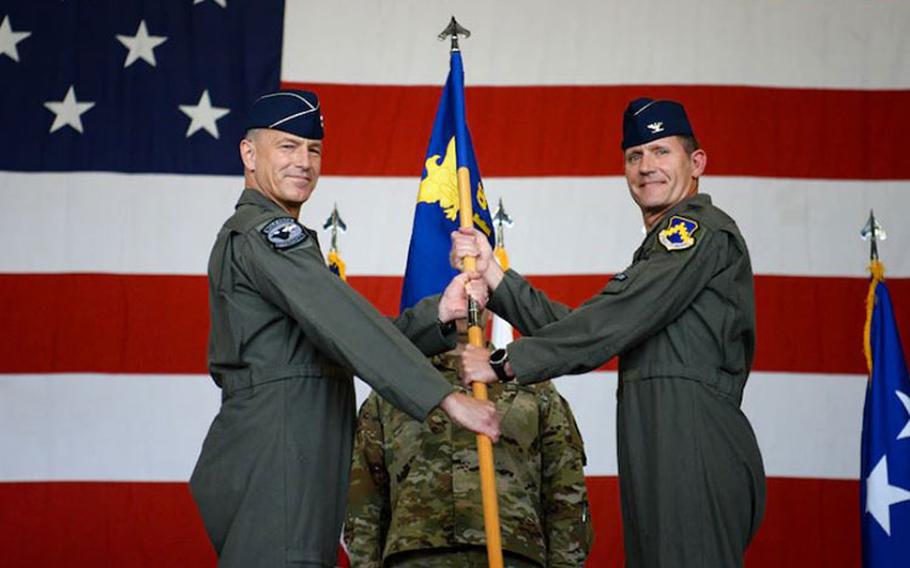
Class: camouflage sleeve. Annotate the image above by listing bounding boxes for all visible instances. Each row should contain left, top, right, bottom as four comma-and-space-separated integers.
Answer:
344, 394, 390, 568
538, 383, 593, 567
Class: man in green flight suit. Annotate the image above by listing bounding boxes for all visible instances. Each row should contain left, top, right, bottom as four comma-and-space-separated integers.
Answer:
453, 98, 766, 567
345, 318, 593, 568
189, 90, 500, 568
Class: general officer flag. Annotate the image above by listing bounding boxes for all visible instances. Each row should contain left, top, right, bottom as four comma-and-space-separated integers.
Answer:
400, 49, 495, 310
861, 261, 910, 566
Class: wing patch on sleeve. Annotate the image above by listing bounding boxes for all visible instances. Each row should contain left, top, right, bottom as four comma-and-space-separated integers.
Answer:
658, 215, 698, 251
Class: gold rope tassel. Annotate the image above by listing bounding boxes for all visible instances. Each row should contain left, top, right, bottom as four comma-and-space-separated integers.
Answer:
327, 250, 347, 282
864, 259, 885, 376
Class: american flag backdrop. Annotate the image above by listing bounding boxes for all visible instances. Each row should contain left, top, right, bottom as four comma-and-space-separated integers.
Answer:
1, 1, 909, 566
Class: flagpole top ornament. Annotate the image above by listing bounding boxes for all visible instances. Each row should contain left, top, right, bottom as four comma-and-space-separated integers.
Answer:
861, 209, 886, 262
438, 16, 470, 52
322, 203, 347, 252
493, 198, 514, 249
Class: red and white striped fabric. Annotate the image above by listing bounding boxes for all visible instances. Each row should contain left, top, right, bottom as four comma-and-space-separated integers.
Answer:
2, 1, 909, 566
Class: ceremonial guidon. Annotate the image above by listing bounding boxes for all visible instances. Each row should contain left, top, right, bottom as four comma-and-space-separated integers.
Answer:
190, 90, 470, 568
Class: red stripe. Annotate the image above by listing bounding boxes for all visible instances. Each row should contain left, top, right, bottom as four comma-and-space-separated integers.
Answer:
283, 82, 910, 180
2, 273, 907, 375
0, 477, 858, 567
0, 274, 209, 374
0, 482, 215, 566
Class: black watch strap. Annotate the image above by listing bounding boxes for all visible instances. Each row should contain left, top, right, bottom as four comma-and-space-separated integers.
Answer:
489, 348, 514, 382
437, 318, 456, 335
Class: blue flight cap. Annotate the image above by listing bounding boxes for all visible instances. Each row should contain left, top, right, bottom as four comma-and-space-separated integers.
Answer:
621, 97, 694, 150
246, 90, 324, 140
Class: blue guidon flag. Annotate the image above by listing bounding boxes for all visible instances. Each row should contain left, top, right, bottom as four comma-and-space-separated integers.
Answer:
399, 49, 496, 311
860, 262, 910, 566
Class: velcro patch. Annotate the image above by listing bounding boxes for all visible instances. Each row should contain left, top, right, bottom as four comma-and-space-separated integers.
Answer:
658, 215, 698, 251
262, 217, 307, 250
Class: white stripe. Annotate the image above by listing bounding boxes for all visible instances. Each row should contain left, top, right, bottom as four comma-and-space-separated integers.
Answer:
0, 171, 238, 276
282, 0, 910, 89
0, 374, 220, 482
2, 172, 907, 277
0, 371, 865, 481
551, 372, 867, 479
490, 314, 514, 351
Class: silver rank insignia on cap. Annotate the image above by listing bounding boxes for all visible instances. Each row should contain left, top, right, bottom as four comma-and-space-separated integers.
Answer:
262, 217, 307, 250
658, 215, 698, 251
646, 121, 664, 133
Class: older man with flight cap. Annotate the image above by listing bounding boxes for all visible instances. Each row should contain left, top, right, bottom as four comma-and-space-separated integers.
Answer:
454, 98, 766, 566
190, 90, 500, 568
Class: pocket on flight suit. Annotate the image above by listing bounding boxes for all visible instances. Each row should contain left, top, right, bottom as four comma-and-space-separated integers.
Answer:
601, 261, 646, 295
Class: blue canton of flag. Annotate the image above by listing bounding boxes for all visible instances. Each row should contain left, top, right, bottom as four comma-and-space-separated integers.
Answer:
861, 269, 910, 566
400, 49, 495, 311
0, 0, 283, 174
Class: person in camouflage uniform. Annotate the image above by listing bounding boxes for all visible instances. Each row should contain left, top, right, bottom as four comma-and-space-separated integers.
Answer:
345, 345, 592, 568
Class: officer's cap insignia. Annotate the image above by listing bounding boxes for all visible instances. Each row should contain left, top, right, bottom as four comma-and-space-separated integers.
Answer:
658, 215, 698, 251
262, 217, 307, 250
646, 121, 664, 133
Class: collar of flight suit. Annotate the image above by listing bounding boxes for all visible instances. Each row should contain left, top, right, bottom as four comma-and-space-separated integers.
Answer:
236, 187, 288, 214
234, 188, 320, 243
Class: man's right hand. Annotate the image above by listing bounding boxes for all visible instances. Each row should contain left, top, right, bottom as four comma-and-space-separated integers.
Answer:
439, 392, 500, 442
450, 228, 504, 291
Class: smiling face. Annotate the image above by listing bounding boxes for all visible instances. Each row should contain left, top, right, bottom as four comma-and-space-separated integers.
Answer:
623, 135, 706, 229
240, 128, 323, 216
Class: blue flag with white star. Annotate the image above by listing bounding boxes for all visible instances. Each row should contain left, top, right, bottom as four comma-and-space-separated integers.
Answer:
0, 0, 282, 174
861, 266, 910, 566
399, 49, 495, 311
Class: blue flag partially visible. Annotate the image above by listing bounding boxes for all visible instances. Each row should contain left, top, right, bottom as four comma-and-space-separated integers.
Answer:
861, 264, 910, 566
400, 50, 495, 311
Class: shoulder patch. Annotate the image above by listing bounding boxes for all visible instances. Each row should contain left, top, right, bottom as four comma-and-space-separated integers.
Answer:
261, 217, 308, 250
658, 215, 699, 251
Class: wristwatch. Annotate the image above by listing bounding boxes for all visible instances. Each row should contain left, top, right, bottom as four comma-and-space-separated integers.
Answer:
489, 348, 514, 382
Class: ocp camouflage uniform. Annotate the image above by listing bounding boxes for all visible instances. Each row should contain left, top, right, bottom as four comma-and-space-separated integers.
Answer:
345, 351, 592, 568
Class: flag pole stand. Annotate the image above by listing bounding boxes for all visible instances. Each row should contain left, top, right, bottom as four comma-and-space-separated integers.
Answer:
441, 17, 505, 568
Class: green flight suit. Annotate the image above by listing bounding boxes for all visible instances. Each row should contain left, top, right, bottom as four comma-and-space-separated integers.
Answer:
190, 189, 457, 568
488, 193, 766, 567
345, 352, 592, 568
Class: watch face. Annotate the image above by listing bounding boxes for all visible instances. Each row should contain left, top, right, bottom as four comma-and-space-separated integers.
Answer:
491, 348, 507, 366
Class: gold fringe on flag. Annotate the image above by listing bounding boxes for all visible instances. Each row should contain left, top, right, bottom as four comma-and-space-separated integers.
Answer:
493, 246, 510, 272
328, 250, 347, 282
864, 259, 885, 376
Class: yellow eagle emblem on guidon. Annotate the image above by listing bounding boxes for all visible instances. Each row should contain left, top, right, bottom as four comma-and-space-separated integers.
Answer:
417, 137, 489, 227
658, 215, 699, 251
